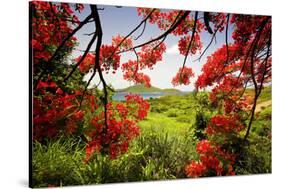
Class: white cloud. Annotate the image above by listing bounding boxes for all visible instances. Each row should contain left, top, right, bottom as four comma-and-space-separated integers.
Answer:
166, 44, 179, 55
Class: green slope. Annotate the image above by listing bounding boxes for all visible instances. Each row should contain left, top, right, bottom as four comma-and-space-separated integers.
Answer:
116, 84, 182, 94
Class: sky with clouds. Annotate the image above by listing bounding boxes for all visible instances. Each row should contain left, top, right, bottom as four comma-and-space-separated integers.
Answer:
71, 4, 234, 91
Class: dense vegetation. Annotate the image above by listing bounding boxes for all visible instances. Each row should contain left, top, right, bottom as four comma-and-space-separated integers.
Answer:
32, 88, 271, 187
31, 1, 271, 187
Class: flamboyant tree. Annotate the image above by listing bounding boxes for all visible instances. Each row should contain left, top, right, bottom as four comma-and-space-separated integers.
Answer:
31, 1, 271, 175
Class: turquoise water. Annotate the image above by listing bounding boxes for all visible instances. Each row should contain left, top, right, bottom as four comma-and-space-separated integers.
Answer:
112, 92, 165, 101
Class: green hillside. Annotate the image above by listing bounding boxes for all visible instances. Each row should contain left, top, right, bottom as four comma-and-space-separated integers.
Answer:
116, 84, 182, 94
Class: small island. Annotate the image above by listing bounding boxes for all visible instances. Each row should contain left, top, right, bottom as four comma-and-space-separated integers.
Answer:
114, 84, 187, 100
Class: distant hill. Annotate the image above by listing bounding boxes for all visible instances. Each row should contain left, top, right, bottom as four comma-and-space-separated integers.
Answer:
116, 84, 183, 94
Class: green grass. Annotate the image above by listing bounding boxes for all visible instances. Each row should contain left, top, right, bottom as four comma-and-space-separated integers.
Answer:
32, 87, 272, 186
139, 112, 193, 136
138, 94, 197, 137
32, 137, 89, 187
245, 86, 271, 103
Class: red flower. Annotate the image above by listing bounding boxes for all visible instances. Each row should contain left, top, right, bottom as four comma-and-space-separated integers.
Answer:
76, 53, 95, 73
185, 161, 206, 178
196, 140, 214, 155
172, 66, 194, 86
74, 110, 84, 120
56, 88, 63, 95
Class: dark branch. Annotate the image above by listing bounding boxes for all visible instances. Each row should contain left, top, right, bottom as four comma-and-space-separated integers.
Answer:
243, 17, 271, 140
225, 14, 230, 65
79, 68, 97, 107
134, 20, 147, 40
133, 48, 139, 76
34, 14, 93, 89
181, 11, 198, 70
112, 9, 156, 55
118, 11, 190, 54
194, 28, 219, 62
204, 12, 213, 34
64, 32, 97, 82
84, 31, 96, 36
91, 5, 109, 131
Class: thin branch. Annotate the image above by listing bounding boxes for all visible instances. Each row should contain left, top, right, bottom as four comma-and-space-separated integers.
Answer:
152, 11, 183, 51
79, 69, 97, 107
225, 14, 230, 65
118, 11, 190, 54
133, 48, 139, 76
34, 13, 93, 89
47, 14, 93, 65
84, 31, 96, 36
194, 28, 219, 62
134, 20, 147, 40
181, 11, 198, 71
153, 35, 167, 51
64, 32, 97, 82
202, 15, 230, 79
112, 9, 156, 55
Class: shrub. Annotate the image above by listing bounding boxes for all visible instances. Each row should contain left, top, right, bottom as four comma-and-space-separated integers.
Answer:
32, 137, 89, 187
166, 108, 179, 117
234, 136, 271, 175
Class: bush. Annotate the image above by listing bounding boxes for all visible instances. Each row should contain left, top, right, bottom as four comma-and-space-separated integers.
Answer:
166, 109, 180, 117
234, 136, 271, 175
32, 131, 198, 186
32, 137, 89, 187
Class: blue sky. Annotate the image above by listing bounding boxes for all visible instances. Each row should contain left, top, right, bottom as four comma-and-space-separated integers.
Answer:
71, 4, 234, 91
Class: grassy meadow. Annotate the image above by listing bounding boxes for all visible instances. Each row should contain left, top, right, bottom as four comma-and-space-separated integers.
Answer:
32, 87, 272, 187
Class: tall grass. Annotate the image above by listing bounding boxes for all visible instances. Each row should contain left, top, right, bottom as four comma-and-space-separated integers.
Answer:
32, 131, 198, 187
32, 90, 272, 187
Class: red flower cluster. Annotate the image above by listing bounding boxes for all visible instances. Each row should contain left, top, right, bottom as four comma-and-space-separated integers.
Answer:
205, 13, 227, 32
75, 45, 120, 74
186, 140, 235, 177
172, 66, 194, 86
85, 94, 150, 160
178, 34, 202, 56
231, 15, 270, 47
122, 60, 151, 87
185, 161, 206, 178
206, 114, 245, 135
138, 42, 166, 69
112, 34, 133, 51
137, 9, 204, 37
125, 94, 150, 120
31, 1, 80, 65
100, 45, 121, 73
85, 116, 140, 160
33, 80, 87, 140
195, 44, 242, 89
76, 53, 95, 73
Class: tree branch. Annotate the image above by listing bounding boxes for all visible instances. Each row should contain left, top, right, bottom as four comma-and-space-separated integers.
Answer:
112, 9, 156, 55
91, 5, 109, 133
64, 32, 97, 82
180, 11, 198, 75
79, 68, 97, 107
118, 11, 190, 54
34, 13, 93, 89
225, 14, 230, 65
134, 20, 147, 40
194, 28, 219, 62
243, 18, 271, 140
